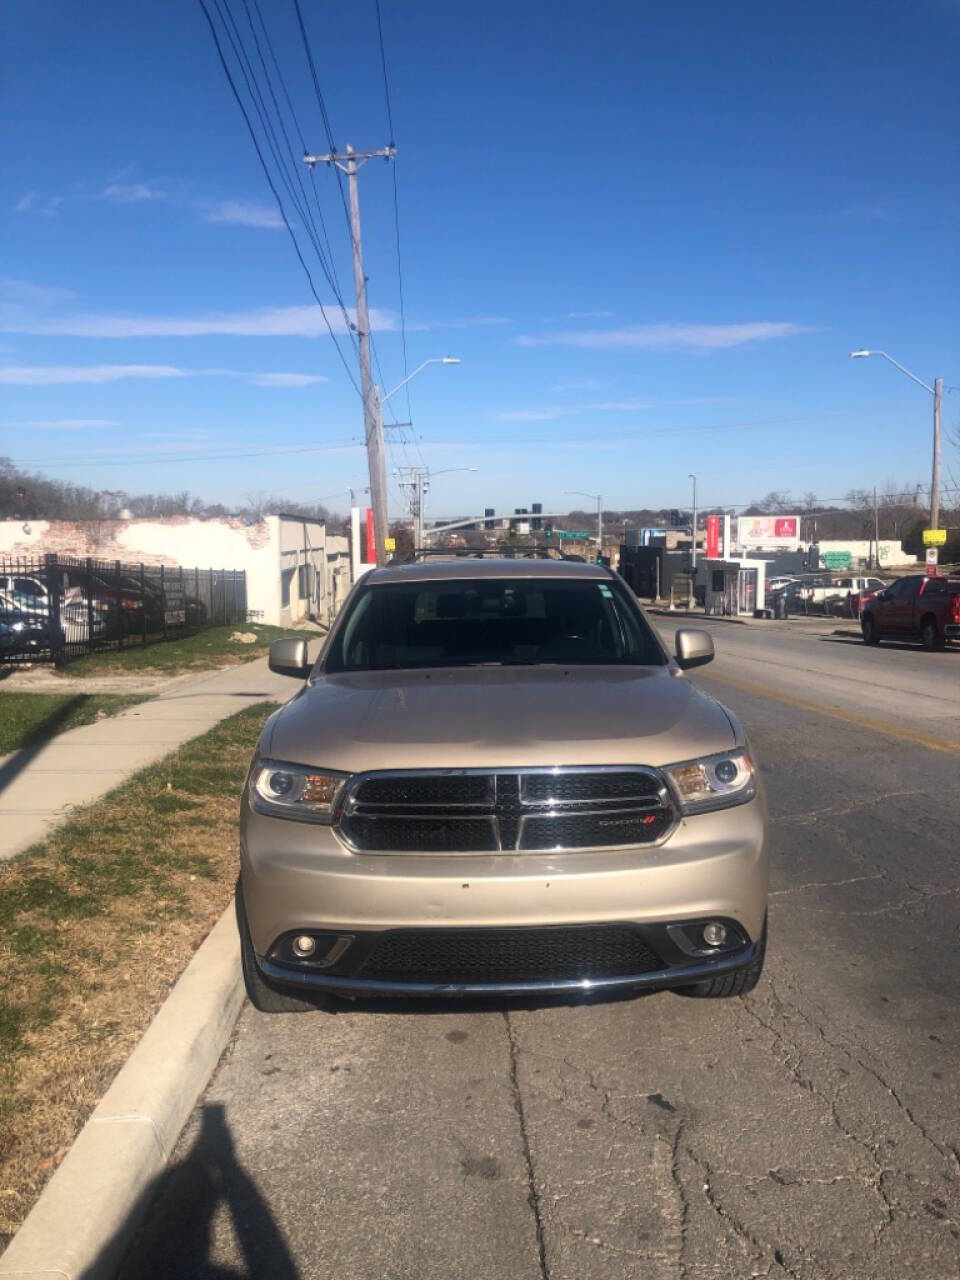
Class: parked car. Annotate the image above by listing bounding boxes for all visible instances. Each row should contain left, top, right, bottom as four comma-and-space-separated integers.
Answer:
0, 591, 64, 656
861, 575, 960, 650
237, 558, 770, 1012
847, 579, 889, 617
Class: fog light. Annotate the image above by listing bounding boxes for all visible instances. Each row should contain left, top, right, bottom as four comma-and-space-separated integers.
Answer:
292, 935, 316, 957
702, 923, 727, 947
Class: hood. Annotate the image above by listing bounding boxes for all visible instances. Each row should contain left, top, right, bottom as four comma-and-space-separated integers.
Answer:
263, 666, 737, 773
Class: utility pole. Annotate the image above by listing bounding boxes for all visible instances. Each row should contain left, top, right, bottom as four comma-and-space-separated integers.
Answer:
932, 377, 943, 531
688, 474, 698, 572
596, 494, 603, 557
304, 143, 395, 566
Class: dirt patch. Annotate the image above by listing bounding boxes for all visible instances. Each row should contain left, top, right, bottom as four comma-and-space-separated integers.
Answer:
0, 703, 274, 1248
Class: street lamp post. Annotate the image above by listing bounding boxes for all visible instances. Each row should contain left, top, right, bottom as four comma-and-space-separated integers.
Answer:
849, 350, 943, 531
372, 357, 461, 566
563, 490, 603, 558
688, 474, 698, 608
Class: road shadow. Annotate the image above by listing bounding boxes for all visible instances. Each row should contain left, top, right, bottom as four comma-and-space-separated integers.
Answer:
88, 1102, 300, 1279
0, 694, 91, 799
294, 983, 664, 1019
817, 634, 959, 655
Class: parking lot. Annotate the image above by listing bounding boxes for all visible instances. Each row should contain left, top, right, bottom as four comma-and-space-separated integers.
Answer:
121, 620, 960, 1280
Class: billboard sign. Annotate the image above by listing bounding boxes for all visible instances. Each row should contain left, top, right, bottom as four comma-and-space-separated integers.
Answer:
736, 515, 800, 548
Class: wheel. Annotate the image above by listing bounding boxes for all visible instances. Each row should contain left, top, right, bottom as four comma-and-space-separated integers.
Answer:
235, 882, 326, 1013
861, 614, 880, 646
921, 617, 945, 652
676, 921, 766, 998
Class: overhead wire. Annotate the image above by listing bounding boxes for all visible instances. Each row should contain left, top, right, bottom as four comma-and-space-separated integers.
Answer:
196, 0, 362, 396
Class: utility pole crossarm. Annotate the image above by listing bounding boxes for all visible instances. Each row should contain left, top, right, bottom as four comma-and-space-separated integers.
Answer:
303, 146, 396, 173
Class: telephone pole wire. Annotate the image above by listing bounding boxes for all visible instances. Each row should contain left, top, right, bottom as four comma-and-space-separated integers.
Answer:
305, 143, 396, 566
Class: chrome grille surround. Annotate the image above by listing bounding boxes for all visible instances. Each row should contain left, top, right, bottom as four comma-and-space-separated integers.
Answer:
336, 766, 676, 855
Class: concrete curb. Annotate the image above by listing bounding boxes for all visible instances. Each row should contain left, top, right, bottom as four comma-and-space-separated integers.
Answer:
0, 905, 245, 1279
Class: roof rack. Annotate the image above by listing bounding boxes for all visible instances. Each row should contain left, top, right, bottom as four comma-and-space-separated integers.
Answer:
414, 546, 559, 561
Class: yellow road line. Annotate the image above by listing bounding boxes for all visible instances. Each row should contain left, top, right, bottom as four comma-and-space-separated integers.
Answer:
699, 669, 960, 759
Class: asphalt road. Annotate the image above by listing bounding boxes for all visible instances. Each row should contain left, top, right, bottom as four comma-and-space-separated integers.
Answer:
121, 622, 960, 1280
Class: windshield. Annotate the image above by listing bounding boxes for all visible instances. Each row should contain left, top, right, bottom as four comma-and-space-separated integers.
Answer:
324, 577, 666, 672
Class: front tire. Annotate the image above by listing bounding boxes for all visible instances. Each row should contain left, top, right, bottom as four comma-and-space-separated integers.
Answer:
677, 922, 766, 998
862, 614, 880, 646
235, 882, 327, 1013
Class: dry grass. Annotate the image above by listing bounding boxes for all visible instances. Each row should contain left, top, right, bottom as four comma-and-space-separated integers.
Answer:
0, 702, 275, 1248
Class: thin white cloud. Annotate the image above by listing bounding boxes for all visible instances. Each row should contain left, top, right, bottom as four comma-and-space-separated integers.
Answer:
494, 398, 654, 423
102, 182, 165, 204
15, 192, 37, 213
199, 199, 284, 230
0, 278, 77, 308
551, 378, 610, 392
517, 322, 815, 351
41, 196, 64, 218
249, 371, 329, 387
0, 303, 396, 338
3, 418, 121, 429
0, 363, 333, 386
0, 364, 187, 385
567, 310, 613, 319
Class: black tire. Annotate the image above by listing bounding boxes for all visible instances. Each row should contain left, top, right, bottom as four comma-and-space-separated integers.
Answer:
861, 614, 880, 646
235, 882, 326, 1014
920, 617, 945, 652
676, 922, 766, 999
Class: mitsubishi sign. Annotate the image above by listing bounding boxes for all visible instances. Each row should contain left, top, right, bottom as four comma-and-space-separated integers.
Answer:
736, 515, 800, 548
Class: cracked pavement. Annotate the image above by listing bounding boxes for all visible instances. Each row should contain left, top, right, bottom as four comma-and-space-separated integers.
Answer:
121, 624, 960, 1279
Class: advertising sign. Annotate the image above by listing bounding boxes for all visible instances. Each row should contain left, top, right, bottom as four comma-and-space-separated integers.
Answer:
736, 515, 800, 548
705, 514, 721, 559
923, 529, 947, 547
925, 547, 939, 577
823, 551, 852, 570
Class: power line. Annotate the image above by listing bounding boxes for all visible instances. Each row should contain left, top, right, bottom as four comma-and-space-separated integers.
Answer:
9, 440, 363, 469
196, 0, 362, 396
249, 0, 346, 303
291, 0, 352, 236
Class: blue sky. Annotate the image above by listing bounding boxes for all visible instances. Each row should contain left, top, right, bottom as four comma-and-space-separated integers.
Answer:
2, 0, 958, 519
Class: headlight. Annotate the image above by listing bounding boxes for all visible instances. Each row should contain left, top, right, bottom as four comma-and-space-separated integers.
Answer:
662, 748, 756, 814
249, 759, 349, 824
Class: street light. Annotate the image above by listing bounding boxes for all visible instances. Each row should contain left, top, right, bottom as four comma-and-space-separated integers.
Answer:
563, 490, 603, 555
688, 474, 698, 572
849, 349, 943, 530
368, 357, 461, 567
381, 357, 461, 407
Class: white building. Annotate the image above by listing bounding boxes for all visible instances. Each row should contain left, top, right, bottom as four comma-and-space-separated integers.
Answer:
0, 514, 351, 627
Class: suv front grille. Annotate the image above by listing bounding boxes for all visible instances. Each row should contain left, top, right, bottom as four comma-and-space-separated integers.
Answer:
355, 924, 664, 984
337, 768, 674, 854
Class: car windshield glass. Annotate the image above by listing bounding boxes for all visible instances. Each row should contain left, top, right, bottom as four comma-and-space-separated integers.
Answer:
325, 578, 666, 671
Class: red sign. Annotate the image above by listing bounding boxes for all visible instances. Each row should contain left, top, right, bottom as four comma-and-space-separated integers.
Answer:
925, 547, 939, 578
365, 507, 376, 564
705, 514, 721, 559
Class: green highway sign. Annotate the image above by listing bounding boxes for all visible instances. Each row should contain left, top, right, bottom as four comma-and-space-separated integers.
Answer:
822, 551, 852, 569
559, 530, 591, 540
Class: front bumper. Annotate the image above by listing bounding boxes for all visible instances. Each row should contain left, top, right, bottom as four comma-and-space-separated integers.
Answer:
240, 792, 769, 996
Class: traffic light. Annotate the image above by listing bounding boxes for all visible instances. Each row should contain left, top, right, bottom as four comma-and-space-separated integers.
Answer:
669, 509, 681, 527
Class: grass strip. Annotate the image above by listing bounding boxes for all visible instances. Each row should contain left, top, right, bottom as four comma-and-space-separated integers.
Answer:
0, 692, 148, 756
57, 622, 323, 677
0, 701, 276, 1248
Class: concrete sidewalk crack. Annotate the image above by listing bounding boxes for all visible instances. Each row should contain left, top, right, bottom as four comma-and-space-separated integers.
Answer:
503, 1010, 551, 1280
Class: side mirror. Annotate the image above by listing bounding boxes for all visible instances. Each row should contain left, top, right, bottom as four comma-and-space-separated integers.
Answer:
675, 628, 715, 670
268, 636, 310, 679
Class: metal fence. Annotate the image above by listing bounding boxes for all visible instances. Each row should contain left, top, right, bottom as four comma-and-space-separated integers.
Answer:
0, 554, 247, 665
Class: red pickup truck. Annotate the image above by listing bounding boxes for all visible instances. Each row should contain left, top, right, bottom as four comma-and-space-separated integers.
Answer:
861, 574, 960, 651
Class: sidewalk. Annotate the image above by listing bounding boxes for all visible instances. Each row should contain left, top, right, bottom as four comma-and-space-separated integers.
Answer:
0, 658, 295, 862
647, 607, 858, 635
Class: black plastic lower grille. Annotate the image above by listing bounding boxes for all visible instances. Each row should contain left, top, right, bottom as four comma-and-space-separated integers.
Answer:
356, 925, 664, 985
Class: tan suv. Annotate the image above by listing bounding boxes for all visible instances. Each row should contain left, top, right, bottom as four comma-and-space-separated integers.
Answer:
237, 559, 768, 1011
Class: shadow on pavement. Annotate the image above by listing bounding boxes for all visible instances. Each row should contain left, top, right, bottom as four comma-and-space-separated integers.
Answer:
0, 694, 90, 799
90, 1103, 301, 1280
817, 634, 957, 654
